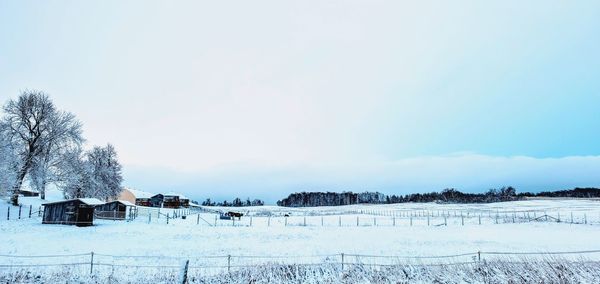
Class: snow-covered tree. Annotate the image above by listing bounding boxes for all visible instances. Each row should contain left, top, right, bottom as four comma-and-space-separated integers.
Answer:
57, 147, 92, 199
28, 110, 83, 199
86, 144, 123, 201
1, 91, 83, 204
0, 122, 20, 197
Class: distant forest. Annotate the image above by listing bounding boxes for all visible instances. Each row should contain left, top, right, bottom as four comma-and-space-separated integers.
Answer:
201, 197, 265, 207
276, 187, 600, 207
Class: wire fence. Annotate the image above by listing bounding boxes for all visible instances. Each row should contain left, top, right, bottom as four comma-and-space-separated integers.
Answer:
4, 204, 600, 228
2, 249, 600, 277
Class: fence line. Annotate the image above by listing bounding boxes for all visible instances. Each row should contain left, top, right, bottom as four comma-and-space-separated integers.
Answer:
2, 249, 600, 280
3, 204, 600, 228
3, 249, 600, 262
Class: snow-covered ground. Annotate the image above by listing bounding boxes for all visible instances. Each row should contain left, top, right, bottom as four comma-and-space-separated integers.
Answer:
2, 194, 600, 280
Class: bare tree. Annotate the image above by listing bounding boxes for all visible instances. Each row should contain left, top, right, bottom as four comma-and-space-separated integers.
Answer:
2, 90, 83, 204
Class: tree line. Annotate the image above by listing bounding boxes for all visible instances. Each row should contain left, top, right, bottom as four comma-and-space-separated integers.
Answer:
201, 197, 265, 207
277, 187, 600, 207
0, 90, 123, 205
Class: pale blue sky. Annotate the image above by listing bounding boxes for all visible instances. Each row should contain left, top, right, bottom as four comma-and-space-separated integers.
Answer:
1, 1, 600, 202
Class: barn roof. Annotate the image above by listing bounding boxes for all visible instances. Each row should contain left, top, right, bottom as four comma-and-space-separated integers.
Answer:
43, 198, 105, 206
114, 200, 136, 206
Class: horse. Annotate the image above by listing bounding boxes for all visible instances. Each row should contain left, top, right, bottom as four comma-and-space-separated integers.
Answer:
227, 211, 243, 220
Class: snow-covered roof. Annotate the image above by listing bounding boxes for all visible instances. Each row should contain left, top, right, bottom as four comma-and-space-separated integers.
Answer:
163, 192, 189, 199
114, 200, 136, 206
78, 198, 106, 205
43, 198, 105, 206
128, 188, 154, 199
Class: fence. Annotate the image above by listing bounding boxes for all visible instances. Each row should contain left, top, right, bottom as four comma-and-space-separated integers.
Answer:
3, 205, 42, 220
164, 210, 599, 227
5, 204, 599, 228
2, 249, 600, 278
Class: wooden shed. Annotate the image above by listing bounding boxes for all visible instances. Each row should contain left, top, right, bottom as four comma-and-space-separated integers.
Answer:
95, 200, 136, 220
42, 198, 104, 226
19, 189, 40, 197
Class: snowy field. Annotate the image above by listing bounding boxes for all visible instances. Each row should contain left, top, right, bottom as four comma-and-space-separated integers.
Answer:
2, 194, 600, 282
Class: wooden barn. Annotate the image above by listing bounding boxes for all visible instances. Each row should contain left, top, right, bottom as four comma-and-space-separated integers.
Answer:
95, 200, 136, 220
120, 188, 154, 207
149, 193, 190, 208
42, 198, 104, 226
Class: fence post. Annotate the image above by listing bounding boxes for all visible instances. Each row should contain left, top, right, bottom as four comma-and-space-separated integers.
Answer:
149, 213, 151, 224
393, 217, 395, 226
341, 253, 344, 270
461, 215, 464, 226
584, 214, 587, 224
113, 210, 116, 221
477, 251, 481, 262
7, 206, 9, 220
571, 212, 573, 224
268, 216, 270, 227
39, 206, 42, 217
90, 252, 94, 274
373, 217, 376, 226
338, 216, 341, 227
478, 214, 481, 225
250, 216, 253, 227
227, 255, 231, 273
29, 205, 32, 218
322, 216, 324, 226
427, 214, 430, 226
410, 216, 412, 226
557, 212, 560, 223
444, 215, 447, 226
285, 216, 287, 226
303, 216, 306, 226
197, 214, 200, 225
18, 205, 22, 219
181, 259, 189, 284
167, 214, 169, 224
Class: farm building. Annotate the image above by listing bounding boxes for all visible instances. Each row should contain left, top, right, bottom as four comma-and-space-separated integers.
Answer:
119, 188, 154, 207
164, 192, 190, 208
116, 188, 136, 204
150, 194, 164, 207
42, 198, 104, 226
18, 189, 39, 197
149, 193, 190, 208
95, 200, 136, 220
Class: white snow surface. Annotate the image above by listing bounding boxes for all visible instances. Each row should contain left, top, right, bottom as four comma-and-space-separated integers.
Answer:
2, 195, 600, 269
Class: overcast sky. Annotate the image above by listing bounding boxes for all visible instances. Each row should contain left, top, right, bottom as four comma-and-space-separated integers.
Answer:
1, 1, 600, 203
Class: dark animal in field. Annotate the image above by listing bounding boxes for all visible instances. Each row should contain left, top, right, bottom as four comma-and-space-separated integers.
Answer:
284, 214, 290, 217
227, 211, 243, 220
